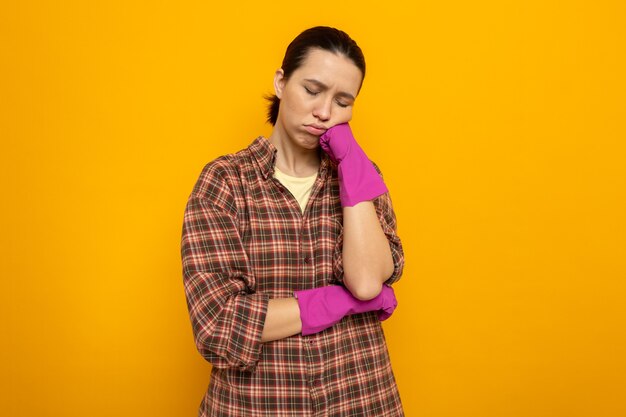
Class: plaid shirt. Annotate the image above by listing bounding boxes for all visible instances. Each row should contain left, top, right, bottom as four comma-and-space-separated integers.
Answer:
181, 137, 405, 416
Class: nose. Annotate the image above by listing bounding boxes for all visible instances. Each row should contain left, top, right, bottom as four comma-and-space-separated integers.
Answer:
312, 97, 332, 121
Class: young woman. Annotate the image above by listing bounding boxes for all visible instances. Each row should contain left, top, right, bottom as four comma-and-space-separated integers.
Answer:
182, 26, 405, 416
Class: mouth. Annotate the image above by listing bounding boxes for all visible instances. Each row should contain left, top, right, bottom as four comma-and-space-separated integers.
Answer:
304, 124, 327, 136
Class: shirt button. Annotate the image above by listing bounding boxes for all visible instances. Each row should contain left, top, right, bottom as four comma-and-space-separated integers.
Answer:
304, 257, 311, 264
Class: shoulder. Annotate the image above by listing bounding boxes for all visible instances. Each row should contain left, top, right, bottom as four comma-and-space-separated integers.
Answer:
190, 140, 259, 204
191, 154, 238, 198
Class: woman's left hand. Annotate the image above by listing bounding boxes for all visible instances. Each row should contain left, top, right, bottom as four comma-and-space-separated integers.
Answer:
319, 123, 388, 207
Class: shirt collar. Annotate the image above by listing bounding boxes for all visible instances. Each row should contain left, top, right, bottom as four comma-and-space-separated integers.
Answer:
249, 137, 332, 181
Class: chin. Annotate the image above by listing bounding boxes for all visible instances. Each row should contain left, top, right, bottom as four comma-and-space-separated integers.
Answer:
297, 134, 320, 150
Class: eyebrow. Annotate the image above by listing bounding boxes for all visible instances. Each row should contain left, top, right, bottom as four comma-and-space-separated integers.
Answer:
303, 79, 356, 101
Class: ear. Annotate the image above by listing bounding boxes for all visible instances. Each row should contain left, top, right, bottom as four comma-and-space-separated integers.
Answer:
273, 69, 285, 99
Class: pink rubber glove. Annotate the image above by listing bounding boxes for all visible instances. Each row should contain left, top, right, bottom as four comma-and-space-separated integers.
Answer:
320, 123, 388, 207
294, 284, 397, 336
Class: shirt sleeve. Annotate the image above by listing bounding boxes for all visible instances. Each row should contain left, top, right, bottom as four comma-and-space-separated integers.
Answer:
181, 163, 269, 371
332, 161, 405, 286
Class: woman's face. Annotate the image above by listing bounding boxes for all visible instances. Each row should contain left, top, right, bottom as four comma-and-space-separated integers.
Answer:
273, 48, 363, 150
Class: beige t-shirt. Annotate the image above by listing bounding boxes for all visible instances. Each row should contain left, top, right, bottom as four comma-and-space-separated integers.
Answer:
273, 167, 318, 213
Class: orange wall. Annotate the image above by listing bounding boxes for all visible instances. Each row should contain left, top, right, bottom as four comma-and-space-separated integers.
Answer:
3, 1, 626, 416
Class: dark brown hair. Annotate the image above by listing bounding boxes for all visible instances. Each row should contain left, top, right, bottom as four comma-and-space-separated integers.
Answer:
266, 26, 366, 125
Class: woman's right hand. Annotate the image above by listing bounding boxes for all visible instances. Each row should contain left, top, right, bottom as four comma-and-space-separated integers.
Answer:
294, 284, 398, 335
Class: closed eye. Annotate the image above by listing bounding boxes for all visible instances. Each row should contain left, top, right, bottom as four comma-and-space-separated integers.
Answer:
304, 86, 319, 96
303, 82, 353, 107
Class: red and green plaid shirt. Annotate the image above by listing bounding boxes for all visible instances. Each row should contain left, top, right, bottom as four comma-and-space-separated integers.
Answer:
181, 136, 405, 416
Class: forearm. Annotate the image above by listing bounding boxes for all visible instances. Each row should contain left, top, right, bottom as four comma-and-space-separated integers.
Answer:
260, 298, 302, 342
342, 200, 395, 300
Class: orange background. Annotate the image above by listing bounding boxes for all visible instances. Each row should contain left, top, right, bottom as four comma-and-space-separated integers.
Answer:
3, 1, 626, 416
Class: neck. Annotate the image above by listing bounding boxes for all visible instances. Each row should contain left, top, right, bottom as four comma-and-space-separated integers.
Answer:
268, 129, 320, 178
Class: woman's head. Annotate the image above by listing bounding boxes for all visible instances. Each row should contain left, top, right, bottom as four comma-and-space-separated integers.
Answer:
267, 26, 366, 127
